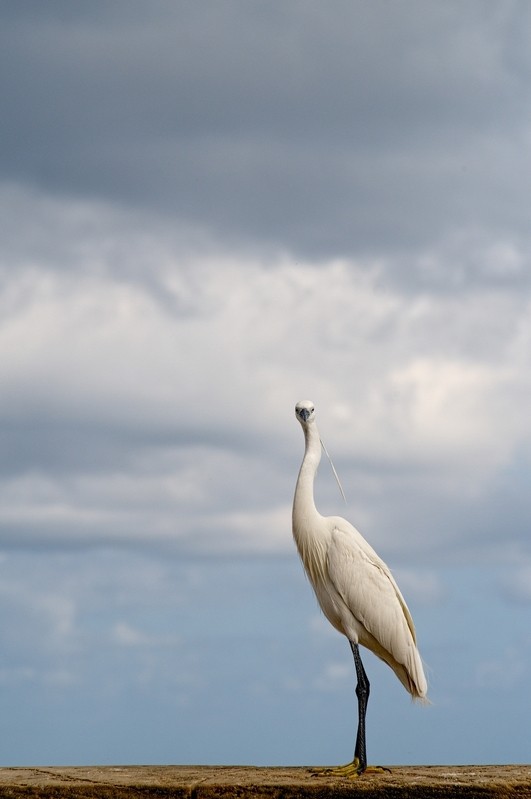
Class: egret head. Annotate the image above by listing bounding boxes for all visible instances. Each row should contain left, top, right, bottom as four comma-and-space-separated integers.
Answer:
295, 400, 315, 425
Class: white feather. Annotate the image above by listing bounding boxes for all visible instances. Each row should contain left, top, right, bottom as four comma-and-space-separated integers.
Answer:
292, 399, 428, 702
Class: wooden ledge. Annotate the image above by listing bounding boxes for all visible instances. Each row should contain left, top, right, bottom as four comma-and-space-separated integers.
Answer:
0, 765, 529, 798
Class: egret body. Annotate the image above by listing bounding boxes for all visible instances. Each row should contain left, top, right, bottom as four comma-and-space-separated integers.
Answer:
292, 400, 427, 776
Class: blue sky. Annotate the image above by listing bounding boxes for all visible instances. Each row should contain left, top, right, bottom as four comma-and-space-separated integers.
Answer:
1, 0, 531, 768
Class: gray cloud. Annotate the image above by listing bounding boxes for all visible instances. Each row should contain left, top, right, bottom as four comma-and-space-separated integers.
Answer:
2, 2, 531, 261
1, 189, 531, 568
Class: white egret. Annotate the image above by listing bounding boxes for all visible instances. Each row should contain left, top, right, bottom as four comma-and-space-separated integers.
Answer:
292, 400, 427, 776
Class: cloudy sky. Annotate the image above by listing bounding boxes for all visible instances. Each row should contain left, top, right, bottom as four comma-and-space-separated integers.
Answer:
1, 0, 531, 768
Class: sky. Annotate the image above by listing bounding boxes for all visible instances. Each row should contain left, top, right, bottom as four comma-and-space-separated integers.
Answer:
1, 0, 531, 768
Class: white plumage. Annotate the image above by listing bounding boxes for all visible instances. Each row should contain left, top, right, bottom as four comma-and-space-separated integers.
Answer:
292, 399, 427, 775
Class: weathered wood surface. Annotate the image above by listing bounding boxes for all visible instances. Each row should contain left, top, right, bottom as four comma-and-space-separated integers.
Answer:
0, 766, 529, 798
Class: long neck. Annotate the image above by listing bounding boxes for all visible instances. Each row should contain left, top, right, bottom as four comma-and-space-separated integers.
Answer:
292, 422, 323, 533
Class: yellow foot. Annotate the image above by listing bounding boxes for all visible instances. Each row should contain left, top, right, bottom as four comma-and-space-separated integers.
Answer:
310, 759, 390, 779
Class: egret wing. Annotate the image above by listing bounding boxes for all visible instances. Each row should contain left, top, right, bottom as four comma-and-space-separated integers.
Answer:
327, 522, 417, 663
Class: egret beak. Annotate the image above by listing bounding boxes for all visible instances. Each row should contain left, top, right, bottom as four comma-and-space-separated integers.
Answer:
299, 408, 311, 422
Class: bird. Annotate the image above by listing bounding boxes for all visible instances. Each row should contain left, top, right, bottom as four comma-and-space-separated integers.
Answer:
292, 400, 427, 777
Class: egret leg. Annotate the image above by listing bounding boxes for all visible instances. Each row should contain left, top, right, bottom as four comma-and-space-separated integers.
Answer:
351, 641, 369, 773
309, 642, 389, 779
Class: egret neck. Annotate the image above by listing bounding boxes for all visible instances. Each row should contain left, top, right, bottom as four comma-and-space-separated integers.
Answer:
292, 419, 328, 574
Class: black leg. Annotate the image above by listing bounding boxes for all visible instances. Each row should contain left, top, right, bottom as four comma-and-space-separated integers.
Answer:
349, 641, 370, 775
309, 641, 388, 779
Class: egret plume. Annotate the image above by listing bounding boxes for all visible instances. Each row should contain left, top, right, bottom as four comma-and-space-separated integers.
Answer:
320, 437, 347, 504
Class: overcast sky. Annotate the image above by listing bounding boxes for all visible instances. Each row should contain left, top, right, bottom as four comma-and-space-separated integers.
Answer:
1, 0, 531, 768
